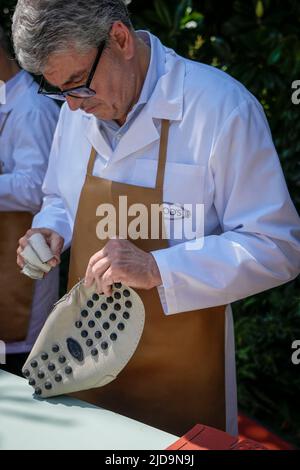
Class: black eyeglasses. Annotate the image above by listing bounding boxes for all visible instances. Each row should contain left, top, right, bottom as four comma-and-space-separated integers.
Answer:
38, 41, 106, 101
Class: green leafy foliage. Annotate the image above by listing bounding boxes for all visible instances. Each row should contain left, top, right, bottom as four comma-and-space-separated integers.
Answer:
1, 0, 300, 445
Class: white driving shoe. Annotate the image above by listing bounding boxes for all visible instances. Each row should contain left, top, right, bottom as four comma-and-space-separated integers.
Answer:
22, 281, 145, 398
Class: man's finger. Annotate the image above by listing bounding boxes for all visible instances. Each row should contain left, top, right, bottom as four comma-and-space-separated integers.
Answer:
17, 254, 25, 269
85, 256, 109, 288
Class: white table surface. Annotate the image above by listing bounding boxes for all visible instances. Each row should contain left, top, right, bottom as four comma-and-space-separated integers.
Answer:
0, 370, 178, 450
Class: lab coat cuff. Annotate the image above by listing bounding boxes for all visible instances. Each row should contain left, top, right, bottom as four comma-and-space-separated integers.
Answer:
32, 213, 72, 251
151, 248, 179, 315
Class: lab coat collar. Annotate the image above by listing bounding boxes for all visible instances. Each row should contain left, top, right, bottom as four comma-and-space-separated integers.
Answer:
84, 33, 185, 165
0, 70, 34, 113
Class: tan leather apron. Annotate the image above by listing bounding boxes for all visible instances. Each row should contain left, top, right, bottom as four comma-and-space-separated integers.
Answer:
0, 212, 34, 342
68, 120, 227, 436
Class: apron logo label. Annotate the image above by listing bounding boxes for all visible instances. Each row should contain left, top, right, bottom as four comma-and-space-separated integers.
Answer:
162, 202, 191, 220
95, 196, 205, 250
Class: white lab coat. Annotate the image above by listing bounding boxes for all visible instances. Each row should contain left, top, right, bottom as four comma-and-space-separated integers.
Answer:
0, 70, 60, 353
33, 33, 300, 435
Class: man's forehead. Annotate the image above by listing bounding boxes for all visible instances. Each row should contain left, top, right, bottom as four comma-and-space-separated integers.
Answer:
44, 48, 95, 86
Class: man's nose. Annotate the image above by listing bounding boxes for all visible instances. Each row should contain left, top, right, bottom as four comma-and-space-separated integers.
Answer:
65, 95, 84, 111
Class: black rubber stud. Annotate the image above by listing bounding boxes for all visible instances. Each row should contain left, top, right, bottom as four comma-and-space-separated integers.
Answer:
52, 345, 60, 353
75, 321, 82, 329
48, 363, 55, 372
91, 349, 98, 356
35, 388, 42, 396
31, 360, 38, 368
55, 374, 62, 383
123, 312, 130, 320
45, 382, 52, 390
38, 371, 45, 380
101, 342, 108, 350
65, 366, 73, 375
92, 293, 99, 301
58, 356, 66, 364
23, 369, 30, 378
41, 353, 48, 361
29, 378, 36, 386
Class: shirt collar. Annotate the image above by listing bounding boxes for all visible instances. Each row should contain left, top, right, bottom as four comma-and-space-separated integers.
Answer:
0, 70, 34, 113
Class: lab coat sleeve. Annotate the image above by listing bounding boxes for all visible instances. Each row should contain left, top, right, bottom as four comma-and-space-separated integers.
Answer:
32, 117, 72, 249
0, 108, 58, 212
152, 99, 300, 315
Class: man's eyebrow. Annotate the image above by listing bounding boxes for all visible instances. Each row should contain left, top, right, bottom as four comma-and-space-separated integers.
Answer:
61, 69, 87, 86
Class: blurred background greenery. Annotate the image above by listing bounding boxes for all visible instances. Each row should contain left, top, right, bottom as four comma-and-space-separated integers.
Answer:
1, 0, 300, 446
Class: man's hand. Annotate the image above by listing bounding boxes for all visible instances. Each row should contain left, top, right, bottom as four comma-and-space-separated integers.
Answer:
84, 239, 162, 296
17, 228, 64, 270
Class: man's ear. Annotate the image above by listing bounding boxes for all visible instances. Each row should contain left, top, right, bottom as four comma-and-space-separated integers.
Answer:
109, 21, 134, 60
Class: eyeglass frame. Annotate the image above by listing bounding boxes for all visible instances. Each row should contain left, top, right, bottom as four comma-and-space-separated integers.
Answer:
37, 40, 106, 100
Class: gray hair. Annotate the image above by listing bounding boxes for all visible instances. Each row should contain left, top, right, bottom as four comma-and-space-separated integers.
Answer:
12, 0, 133, 74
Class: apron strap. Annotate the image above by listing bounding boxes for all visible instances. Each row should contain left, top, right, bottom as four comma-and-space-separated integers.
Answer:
87, 147, 98, 176
155, 119, 170, 190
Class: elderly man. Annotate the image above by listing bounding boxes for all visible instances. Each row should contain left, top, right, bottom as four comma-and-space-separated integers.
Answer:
0, 24, 60, 375
13, 0, 300, 436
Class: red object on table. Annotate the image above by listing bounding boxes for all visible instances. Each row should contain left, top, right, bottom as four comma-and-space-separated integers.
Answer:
166, 414, 295, 450
166, 423, 267, 450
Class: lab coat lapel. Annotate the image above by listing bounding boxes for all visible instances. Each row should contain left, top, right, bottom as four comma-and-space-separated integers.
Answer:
84, 115, 113, 162
111, 112, 160, 164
